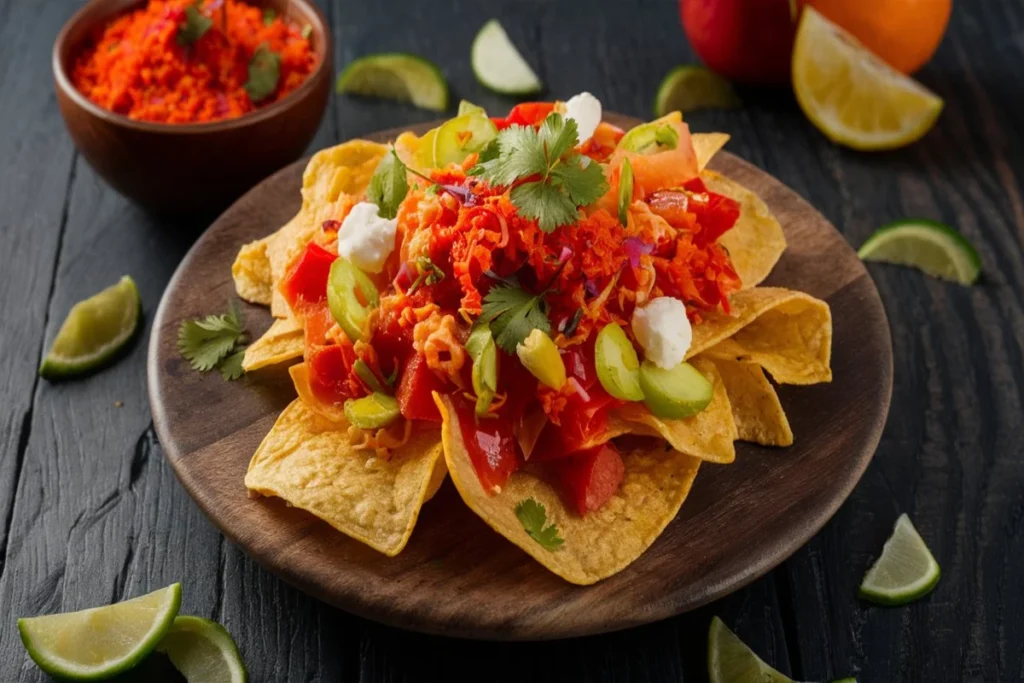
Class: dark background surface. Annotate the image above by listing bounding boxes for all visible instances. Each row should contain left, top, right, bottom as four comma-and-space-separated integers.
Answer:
2, 0, 1022, 680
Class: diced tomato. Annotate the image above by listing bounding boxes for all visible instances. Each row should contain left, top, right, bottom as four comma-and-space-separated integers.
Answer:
281, 243, 336, 315
306, 342, 359, 407
554, 442, 625, 516
453, 397, 522, 493
492, 102, 555, 130
682, 178, 741, 245
396, 353, 447, 422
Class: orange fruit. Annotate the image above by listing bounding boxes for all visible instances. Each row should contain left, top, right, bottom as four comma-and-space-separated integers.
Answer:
803, 0, 952, 74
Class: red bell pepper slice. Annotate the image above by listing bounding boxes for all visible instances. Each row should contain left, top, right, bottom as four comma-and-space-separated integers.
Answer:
280, 242, 336, 315
554, 442, 625, 516
492, 102, 555, 130
396, 353, 447, 422
452, 396, 522, 493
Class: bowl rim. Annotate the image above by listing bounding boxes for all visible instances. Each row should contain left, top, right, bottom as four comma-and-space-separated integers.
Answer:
52, 0, 332, 135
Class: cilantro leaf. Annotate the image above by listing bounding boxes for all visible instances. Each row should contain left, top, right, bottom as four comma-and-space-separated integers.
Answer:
367, 149, 409, 220
549, 155, 608, 207
480, 283, 551, 353
245, 45, 281, 103
515, 498, 564, 550
177, 302, 248, 380
218, 349, 246, 380
481, 125, 547, 187
511, 181, 579, 234
177, 3, 212, 46
538, 113, 578, 164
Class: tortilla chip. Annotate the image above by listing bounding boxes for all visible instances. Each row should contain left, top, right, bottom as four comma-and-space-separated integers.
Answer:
436, 394, 702, 585
689, 287, 832, 385
705, 170, 787, 289
245, 400, 445, 556
692, 133, 730, 172
232, 236, 274, 305
394, 131, 423, 167
712, 358, 793, 447
265, 140, 389, 317
611, 358, 738, 464
242, 316, 304, 371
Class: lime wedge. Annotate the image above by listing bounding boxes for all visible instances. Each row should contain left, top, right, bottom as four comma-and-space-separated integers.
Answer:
157, 616, 247, 683
18, 583, 181, 680
857, 219, 980, 285
654, 65, 740, 117
336, 53, 449, 112
708, 616, 792, 683
471, 19, 543, 95
39, 275, 142, 380
792, 7, 943, 151
860, 513, 940, 605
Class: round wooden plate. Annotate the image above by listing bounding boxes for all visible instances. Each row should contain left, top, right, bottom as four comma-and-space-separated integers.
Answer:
148, 115, 892, 640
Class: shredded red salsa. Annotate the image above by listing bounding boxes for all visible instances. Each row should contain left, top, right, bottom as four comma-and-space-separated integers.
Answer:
71, 0, 317, 123
280, 103, 742, 515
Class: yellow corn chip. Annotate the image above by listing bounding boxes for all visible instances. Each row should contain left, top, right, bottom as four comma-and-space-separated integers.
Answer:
705, 170, 788, 289
692, 132, 731, 172
436, 393, 701, 585
712, 358, 793, 447
690, 287, 832, 385
242, 317, 304, 372
246, 400, 445, 557
232, 236, 274, 305
611, 358, 738, 464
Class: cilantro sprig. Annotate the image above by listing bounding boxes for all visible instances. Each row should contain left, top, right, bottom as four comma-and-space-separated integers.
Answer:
245, 44, 281, 103
515, 498, 564, 550
177, 2, 212, 46
470, 113, 608, 233
480, 283, 551, 354
178, 301, 248, 381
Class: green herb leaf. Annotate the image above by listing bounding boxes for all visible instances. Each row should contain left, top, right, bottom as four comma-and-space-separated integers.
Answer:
510, 181, 578, 233
515, 498, 564, 550
177, 3, 212, 46
178, 302, 248, 380
367, 149, 410, 220
470, 113, 608, 233
218, 349, 246, 380
480, 283, 551, 354
245, 44, 281, 103
262, 7, 277, 25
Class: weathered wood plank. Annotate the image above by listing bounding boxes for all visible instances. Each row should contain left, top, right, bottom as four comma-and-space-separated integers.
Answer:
0, 0, 79, 581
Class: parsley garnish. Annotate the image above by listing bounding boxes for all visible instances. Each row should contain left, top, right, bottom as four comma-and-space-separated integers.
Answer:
178, 301, 248, 380
367, 149, 410, 219
515, 499, 564, 550
262, 7, 276, 25
470, 113, 608, 233
480, 283, 551, 354
177, 2, 212, 46
244, 44, 281, 103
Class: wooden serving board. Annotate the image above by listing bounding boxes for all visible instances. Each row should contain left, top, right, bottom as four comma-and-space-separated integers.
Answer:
148, 115, 892, 640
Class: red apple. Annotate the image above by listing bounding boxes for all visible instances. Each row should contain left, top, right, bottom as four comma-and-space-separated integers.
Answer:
680, 0, 798, 85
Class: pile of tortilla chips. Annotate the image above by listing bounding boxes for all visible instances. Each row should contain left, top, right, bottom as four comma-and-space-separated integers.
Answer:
233, 129, 831, 585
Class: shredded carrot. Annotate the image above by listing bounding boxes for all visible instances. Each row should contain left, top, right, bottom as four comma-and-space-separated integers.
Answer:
412, 312, 467, 388
71, 0, 317, 123
347, 419, 413, 460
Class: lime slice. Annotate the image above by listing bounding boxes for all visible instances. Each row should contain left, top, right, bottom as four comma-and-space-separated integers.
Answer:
860, 513, 940, 605
156, 616, 247, 683
792, 7, 943, 151
39, 275, 142, 380
471, 19, 543, 95
18, 583, 181, 680
708, 616, 792, 683
336, 53, 449, 112
857, 219, 980, 284
654, 65, 740, 117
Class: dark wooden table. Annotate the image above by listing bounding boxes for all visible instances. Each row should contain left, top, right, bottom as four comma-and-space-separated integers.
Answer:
2, 0, 1022, 680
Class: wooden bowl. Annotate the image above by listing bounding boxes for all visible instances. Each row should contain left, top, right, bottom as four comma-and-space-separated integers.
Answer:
52, 0, 331, 214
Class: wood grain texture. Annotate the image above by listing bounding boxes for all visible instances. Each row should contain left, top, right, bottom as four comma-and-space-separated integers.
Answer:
146, 114, 891, 639
1, 0, 1022, 678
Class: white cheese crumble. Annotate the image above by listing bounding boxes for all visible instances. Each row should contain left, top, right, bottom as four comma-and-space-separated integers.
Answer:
337, 202, 397, 274
631, 297, 692, 369
564, 92, 602, 143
